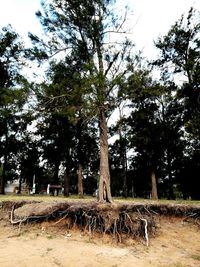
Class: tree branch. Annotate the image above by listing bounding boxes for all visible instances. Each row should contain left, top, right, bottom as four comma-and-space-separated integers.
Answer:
104, 52, 120, 77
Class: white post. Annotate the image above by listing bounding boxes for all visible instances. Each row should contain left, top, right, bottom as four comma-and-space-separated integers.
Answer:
47, 184, 50, 195
31, 175, 36, 194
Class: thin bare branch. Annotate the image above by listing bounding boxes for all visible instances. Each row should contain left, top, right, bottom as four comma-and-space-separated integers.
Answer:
104, 52, 120, 77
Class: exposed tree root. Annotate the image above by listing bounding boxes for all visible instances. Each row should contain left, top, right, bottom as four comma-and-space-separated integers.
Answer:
1, 200, 199, 245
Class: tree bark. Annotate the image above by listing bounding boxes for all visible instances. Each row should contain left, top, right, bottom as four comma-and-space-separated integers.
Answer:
98, 107, 112, 203
122, 168, 128, 198
53, 161, 60, 185
0, 121, 8, 195
17, 176, 22, 194
119, 128, 127, 198
63, 168, 70, 197
118, 107, 128, 198
167, 149, 174, 199
95, 30, 112, 203
76, 118, 84, 198
151, 170, 158, 200
0, 162, 6, 194
77, 163, 84, 198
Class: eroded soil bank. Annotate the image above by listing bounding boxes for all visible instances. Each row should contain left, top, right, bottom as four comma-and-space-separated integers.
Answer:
0, 200, 200, 267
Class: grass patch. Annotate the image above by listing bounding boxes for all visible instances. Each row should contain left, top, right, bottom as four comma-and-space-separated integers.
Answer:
0, 194, 199, 205
161, 263, 191, 267
191, 254, 200, 261
46, 234, 54, 239
46, 247, 53, 252
0, 194, 94, 203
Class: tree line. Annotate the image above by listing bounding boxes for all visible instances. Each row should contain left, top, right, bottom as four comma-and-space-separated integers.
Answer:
0, 1, 199, 201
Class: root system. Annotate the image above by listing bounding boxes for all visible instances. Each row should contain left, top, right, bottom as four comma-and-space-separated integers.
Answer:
1, 200, 200, 245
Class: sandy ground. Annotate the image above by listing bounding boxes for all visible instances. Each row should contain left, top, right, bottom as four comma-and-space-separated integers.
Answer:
0, 215, 200, 267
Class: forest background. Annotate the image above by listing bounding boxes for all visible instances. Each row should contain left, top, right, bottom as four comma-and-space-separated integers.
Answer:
0, 0, 200, 202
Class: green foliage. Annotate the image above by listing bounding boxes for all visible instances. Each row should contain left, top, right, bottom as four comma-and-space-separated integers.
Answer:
154, 7, 200, 139
0, 25, 30, 193
29, 0, 134, 113
0, 25, 25, 88
33, 58, 99, 189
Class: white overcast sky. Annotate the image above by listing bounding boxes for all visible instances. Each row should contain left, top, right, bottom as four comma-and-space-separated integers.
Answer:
0, 0, 199, 60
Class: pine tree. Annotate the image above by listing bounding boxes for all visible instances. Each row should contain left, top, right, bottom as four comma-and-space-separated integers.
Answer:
29, 0, 134, 202
154, 7, 200, 139
0, 26, 28, 194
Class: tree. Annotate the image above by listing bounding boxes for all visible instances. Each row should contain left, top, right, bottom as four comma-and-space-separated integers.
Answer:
120, 69, 165, 199
29, 0, 134, 202
0, 25, 28, 194
154, 8, 200, 139
178, 148, 200, 200
158, 91, 185, 199
19, 135, 41, 194
34, 89, 76, 195
153, 8, 200, 199
75, 117, 99, 197
109, 106, 129, 198
34, 59, 99, 197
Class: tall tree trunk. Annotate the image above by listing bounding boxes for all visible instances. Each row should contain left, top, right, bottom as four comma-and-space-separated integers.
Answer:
118, 107, 128, 198
63, 168, 70, 197
98, 107, 112, 203
167, 149, 174, 199
131, 178, 135, 198
120, 143, 127, 198
77, 163, 84, 198
76, 118, 84, 198
18, 176, 22, 194
53, 161, 60, 185
122, 167, 127, 198
96, 33, 112, 203
0, 162, 6, 194
119, 127, 127, 198
151, 170, 158, 200
0, 122, 8, 195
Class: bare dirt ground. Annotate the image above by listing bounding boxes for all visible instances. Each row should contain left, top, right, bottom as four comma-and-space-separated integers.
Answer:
0, 213, 200, 267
